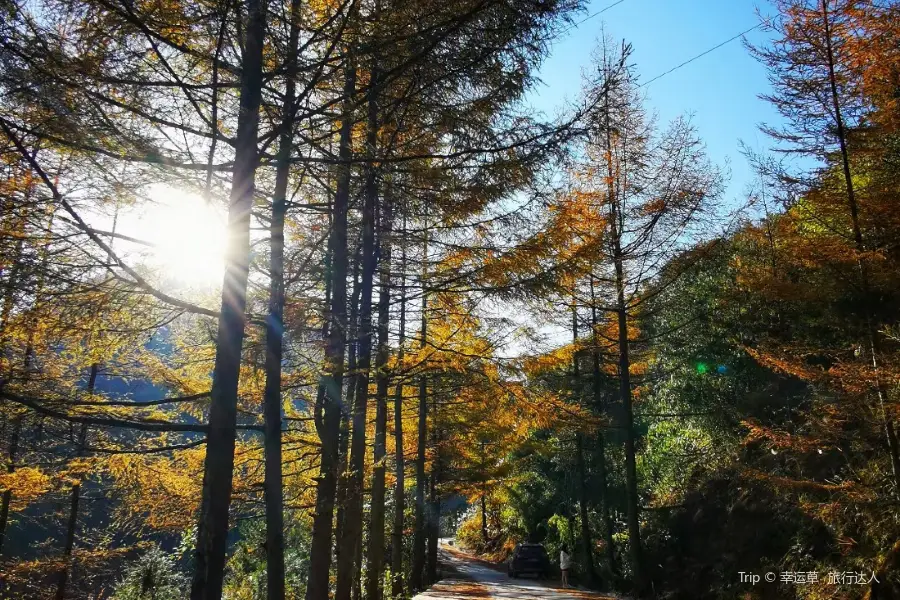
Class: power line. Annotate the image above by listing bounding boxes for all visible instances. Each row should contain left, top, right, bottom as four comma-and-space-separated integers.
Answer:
558, 0, 630, 37
556, 0, 769, 88
640, 21, 766, 88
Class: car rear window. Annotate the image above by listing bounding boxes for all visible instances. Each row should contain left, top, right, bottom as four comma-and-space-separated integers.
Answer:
518, 546, 547, 558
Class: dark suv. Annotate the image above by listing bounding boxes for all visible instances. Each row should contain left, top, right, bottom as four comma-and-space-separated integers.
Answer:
508, 543, 551, 579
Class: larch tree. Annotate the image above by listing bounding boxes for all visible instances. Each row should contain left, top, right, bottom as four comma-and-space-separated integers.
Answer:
749, 0, 900, 493
559, 38, 723, 594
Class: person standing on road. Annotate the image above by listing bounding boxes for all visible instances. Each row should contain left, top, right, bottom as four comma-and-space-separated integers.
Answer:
559, 544, 572, 588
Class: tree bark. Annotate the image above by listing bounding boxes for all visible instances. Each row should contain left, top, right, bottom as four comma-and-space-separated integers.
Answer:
55, 425, 87, 600
352, 542, 363, 600
366, 173, 392, 600
304, 49, 357, 600
0, 189, 36, 554
190, 0, 266, 596
613, 245, 643, 595
390, 211, 408, 599
410, 230, 429, 592
602, 76, 643, 594
571, 306, 596, 587
590, 278, 618, 577
335, 63, 380, 600
55, 363, 96, 600
481, 494, 487, 543
575, 435, 595, 586
335, 246, 362, 572
262, 0, 301, 593
0, 202, 25, 367
0, 416, 20, 556
820, 0, 900, 494
410, 377, 427, 591
426, 421, 439, 586
313, 230, 332, 440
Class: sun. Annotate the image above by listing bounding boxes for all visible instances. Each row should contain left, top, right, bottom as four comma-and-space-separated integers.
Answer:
119, 185, 227, 290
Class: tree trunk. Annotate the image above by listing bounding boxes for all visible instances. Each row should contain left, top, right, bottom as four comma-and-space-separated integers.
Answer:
262, 0, 301, 593
313, 231, 332, 440
334, 383, 353, 569
410, 374, 427, 592
0, 416, 20, 556
55, 363, 96, 600
567, 511, 577, 554
410, 229, 429, 592
334, 401, 352, 558
571, 306, 595, 586
390, 212, 408, 599
602, 76, 643, 594
613, 252, 643, 594
352, 542, 363, 600
481, 494, 487, 543
426, 423, 439, 586
575, 434, 595, 586
335, 247, 362, 570
366, 175, 392, 600
335, 63, 380, 600
593, 431, 616, 574
0, 194, 34, 553
590, 279, 618, 577
0, 204, 25, 368
820, 0, 900, 494
191, 0, 266, 596
304, 50, 357, 600
55, 425, 86, 600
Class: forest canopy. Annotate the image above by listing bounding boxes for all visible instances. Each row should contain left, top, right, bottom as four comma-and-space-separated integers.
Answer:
1, 0, 900, 599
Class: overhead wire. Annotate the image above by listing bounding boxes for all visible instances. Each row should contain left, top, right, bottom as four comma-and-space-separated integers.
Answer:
557, 0, 630, 37
557, 0, 771, 88
640, 21, 768, 87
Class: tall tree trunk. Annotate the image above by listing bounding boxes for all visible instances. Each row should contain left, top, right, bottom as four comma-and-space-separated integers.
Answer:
590, 278, 618, 577
262, 104, 287, 600
55, 363, 96, 600
612, 243, 642, 594
334, 401, 352, 559
334, 382, 354, 570
0, 202, 26, 369
571, 305, 595, 587
390, 212, 408, 599
603, 79, 643, 594
567, 510, 576, 553
191, 0, 266, 596
0, 188, 38, 553
313, 227, 333, 440
335, 64, 380, 600
304, 48, 357, 600
335, 246, 362, 570
410, 229, 429, 592
410, 382, 427, 591
481, 495, 488, 541
575, 436, 595, 585
352, 542, 363, 600
0, 416, 20, 556
820, 0, 900, 493
366, 177, 392, 600
426, 417, 439, 586
262, 0, 301, 594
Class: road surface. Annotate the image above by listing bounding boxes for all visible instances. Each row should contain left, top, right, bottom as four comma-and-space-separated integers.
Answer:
414, 543, 620, 600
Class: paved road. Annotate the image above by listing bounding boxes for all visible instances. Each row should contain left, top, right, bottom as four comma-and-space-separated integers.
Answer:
414, 544, 620, 600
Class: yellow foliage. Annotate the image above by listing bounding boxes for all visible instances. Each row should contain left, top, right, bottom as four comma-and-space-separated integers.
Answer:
0, 467, 52, 509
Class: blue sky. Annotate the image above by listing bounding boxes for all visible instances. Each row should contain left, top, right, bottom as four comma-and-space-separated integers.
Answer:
530, 0, 781, 205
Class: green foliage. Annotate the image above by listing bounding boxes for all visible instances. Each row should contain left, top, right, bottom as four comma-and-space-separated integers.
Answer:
111, 547, 188, 600
224, 519, 312, 600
